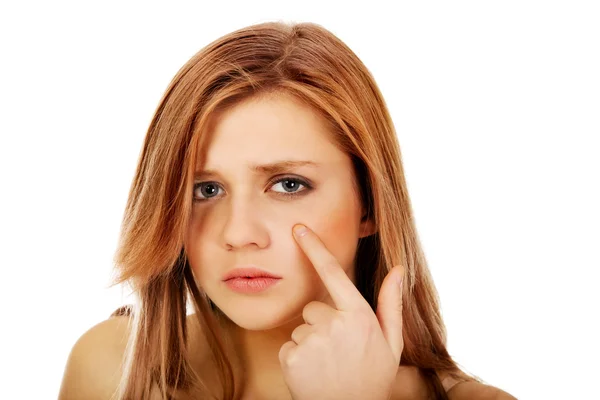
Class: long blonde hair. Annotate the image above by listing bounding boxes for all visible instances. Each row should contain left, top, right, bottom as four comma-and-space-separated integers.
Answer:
112, 20, 481, 399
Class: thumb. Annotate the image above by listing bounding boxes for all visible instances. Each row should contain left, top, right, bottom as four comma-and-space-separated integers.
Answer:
375, 265, 405, 364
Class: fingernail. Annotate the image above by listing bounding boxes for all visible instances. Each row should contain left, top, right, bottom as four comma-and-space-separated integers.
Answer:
293, 224, 308, 237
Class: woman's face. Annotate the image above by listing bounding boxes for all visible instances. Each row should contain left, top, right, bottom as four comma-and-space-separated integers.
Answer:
185, 92, 375, 331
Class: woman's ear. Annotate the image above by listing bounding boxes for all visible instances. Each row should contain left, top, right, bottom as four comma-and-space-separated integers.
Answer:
359, 215, 377, 238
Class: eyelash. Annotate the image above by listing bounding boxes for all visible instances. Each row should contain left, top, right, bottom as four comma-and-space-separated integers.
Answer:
192, 176, 313, 203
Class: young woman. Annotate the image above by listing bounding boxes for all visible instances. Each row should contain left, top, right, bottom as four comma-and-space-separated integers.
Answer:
59, 21, 517, 400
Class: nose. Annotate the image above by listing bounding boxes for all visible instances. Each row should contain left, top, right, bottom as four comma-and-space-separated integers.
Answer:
221, 195, 270, 251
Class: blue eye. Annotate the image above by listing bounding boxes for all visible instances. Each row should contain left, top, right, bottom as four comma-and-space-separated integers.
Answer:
194, 182, 222, 200
270, 178, 307, 194
192, 176, 312, 202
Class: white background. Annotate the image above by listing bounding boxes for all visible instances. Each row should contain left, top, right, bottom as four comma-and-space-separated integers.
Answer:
1, 1, 598, 399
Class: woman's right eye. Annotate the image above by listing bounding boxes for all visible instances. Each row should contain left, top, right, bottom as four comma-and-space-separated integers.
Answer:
193, 182, 222, 202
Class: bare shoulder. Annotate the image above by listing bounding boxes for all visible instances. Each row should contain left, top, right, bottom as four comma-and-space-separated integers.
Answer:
389, 366, 434, 399
58, 315, 132, 400
447, 380, 518, 400
389, 368, 517, 400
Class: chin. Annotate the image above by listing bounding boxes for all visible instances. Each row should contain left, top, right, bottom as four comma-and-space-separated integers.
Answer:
212, 293, 307, 331
230, 314, 289, 331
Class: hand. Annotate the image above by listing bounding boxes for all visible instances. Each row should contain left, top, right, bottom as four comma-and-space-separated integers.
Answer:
279, 224, 405, 400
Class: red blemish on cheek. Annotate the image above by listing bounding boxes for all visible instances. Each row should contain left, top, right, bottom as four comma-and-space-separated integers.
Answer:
311, 203, 361, 271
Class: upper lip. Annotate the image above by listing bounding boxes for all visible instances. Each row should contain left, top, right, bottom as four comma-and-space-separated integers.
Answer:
222, 266, 282, 281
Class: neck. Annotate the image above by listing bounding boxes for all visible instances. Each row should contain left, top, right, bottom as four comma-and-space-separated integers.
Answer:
226, 313, 305, 400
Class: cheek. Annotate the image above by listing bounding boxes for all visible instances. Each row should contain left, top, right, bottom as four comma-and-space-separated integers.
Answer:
184, 214, 215, 283
304, 198, 361, 273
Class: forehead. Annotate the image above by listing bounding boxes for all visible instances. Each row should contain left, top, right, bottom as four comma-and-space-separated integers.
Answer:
196, 93, 348, 170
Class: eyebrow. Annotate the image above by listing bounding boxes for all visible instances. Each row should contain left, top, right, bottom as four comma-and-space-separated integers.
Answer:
194, 160, 320, 179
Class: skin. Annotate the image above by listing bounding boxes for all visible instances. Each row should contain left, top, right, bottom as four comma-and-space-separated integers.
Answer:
58, 90, 517, 400
277, 224, 404, 399
185, 91, 378, 398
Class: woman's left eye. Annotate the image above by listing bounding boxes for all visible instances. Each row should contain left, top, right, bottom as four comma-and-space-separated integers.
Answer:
192, 176, 312, 202
270, 177, 309, 195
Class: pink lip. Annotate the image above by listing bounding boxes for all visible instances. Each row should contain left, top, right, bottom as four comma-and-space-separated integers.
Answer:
222, 266, 282, 281
224, 277, 281, 293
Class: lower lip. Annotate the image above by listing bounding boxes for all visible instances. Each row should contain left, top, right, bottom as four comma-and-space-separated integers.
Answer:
224, 277, 281, 293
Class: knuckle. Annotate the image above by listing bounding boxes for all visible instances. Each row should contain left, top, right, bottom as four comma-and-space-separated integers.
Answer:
302, 301, 321, 319
291, 325, 306, 342
329, 315, 345, 334
306, 331, 328, 349
304, 300, 320, 311
279, 344, 297, 368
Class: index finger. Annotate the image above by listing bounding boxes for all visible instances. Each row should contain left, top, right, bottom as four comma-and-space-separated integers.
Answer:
293, 224, 368, 311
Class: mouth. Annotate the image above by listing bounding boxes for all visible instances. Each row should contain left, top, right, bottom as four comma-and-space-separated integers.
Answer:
223, 276, 282, 294
221, 266, 282, 294
222, 266, 282, 281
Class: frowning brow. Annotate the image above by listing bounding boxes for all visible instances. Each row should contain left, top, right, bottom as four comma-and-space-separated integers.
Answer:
194, 160, 320, 179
